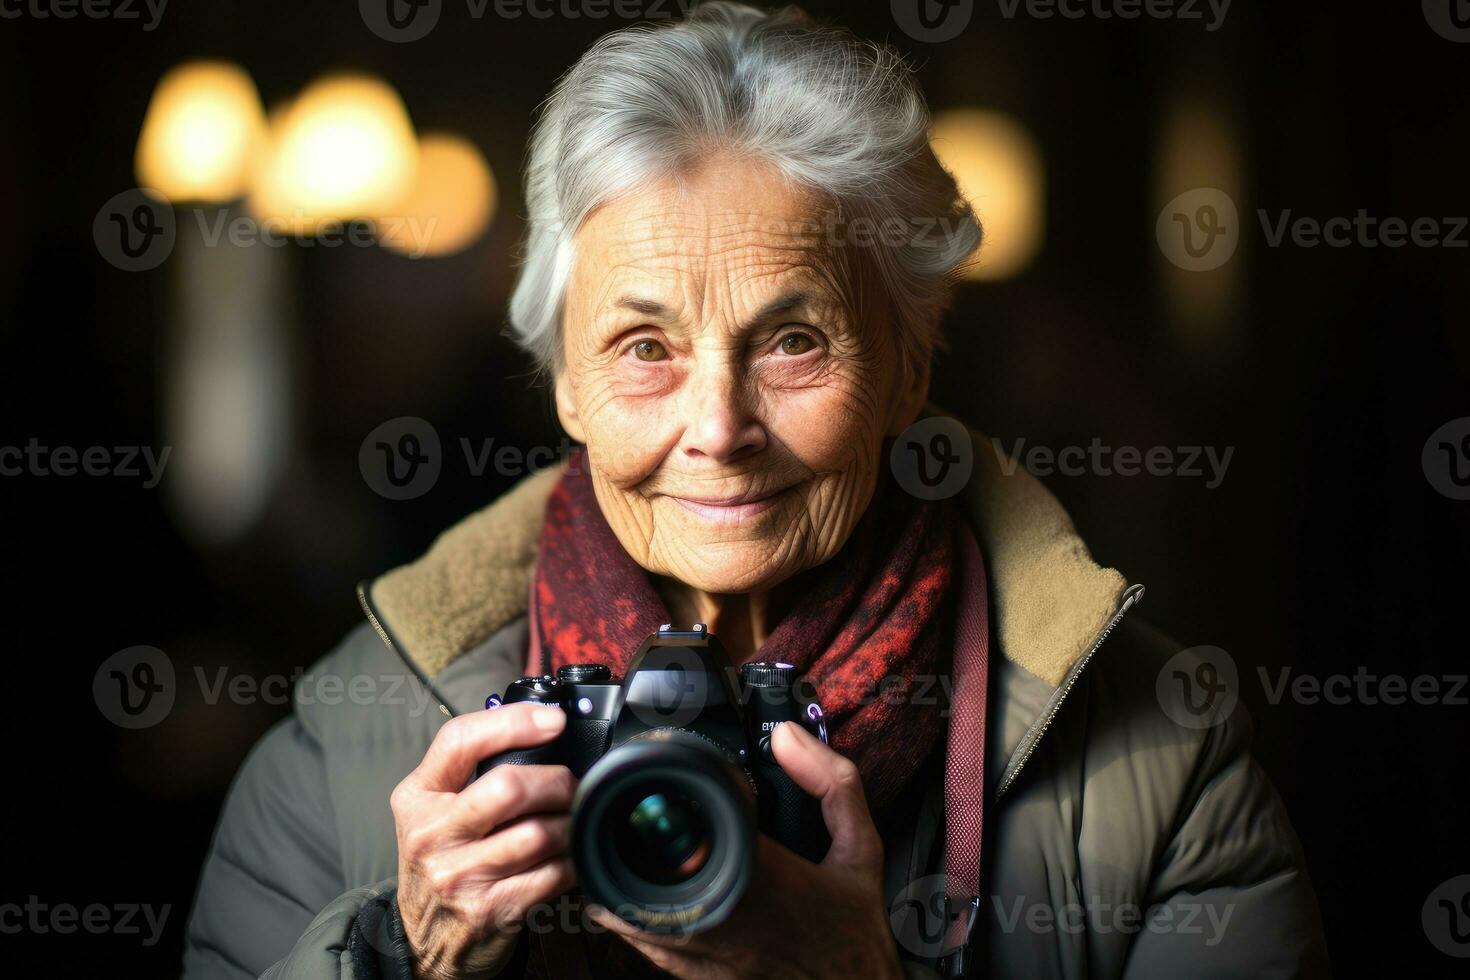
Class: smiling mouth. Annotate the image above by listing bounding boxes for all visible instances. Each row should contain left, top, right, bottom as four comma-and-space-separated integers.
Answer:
666, 486, 795, 525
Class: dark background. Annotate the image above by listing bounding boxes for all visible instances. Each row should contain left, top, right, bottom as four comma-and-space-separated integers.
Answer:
2, 1, 1467, 975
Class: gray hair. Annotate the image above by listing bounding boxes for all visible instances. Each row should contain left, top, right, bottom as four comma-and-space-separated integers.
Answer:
507, 1, 981, 377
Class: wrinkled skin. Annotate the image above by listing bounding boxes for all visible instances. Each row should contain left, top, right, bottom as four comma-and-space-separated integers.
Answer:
396, 154, 922, 979
554, 153, 927, 652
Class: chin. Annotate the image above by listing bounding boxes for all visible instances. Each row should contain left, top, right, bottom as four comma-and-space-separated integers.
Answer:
661, 538, 800, 595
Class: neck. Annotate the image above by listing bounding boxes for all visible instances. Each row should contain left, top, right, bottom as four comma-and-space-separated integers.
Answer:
652, 576, 794, 663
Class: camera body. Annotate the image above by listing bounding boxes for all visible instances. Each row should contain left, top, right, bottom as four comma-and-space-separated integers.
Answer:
478, 624, 830, 932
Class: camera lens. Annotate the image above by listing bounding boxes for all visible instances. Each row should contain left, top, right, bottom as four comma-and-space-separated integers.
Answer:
611, 786, 713, 885
572, 729, 756, 934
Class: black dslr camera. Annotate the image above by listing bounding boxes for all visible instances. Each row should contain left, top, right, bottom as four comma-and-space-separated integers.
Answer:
477, 624, 830, 933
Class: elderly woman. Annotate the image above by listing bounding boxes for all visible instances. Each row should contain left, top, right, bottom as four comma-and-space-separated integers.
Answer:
184, 4, 1327, 978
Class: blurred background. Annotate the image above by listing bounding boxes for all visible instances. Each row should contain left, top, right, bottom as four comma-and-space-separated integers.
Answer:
2, 1, 1468, 975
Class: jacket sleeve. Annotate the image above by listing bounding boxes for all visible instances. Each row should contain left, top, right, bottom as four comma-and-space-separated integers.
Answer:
1121, 702, 1331, 979
183, 715, 413, 979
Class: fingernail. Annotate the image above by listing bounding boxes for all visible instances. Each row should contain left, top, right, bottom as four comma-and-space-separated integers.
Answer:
778, 719, 809, 739
532, 707, 566, 731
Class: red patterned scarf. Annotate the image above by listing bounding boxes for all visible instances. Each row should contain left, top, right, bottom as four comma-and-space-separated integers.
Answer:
529, 448, 959, 813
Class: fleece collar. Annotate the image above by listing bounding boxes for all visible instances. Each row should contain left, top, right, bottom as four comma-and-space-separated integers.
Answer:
365, 413, 1132, 692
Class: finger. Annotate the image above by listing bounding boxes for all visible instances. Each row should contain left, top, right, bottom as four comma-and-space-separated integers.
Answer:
485, 856, 578, 932
445, 763, 576, 836
584, 905, 703, 952
449, 814, 572, 881
407, 702, 566, 793
769, 720, 881, 870
603, 933, 707, 977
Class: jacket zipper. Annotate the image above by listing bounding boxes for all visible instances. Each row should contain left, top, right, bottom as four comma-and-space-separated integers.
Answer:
356, 581, 455, 718
993, 583, 1146, 801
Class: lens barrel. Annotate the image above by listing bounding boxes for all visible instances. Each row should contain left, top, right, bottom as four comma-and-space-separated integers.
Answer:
571, 728, 756, 934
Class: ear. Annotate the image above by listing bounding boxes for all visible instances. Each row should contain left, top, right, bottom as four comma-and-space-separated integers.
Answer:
885, 354, 931, 437
554, 371, 587, 442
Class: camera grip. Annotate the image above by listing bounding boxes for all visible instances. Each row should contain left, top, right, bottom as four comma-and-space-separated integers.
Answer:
756, 761, 831, 863
475, 740, 562, 781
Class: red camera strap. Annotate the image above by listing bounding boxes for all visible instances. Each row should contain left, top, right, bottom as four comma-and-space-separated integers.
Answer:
939, 523, 990, 972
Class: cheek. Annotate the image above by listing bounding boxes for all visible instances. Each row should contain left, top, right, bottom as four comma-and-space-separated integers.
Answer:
762, 369, 890, 478
573, 372, 680, 489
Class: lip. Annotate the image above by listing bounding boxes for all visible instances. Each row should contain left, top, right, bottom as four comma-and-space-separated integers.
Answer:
666, 487, 792, 526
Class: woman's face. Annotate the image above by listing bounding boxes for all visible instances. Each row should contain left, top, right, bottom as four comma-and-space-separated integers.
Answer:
555, 154, 927, 594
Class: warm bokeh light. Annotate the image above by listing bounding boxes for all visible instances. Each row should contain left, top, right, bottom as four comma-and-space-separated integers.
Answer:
378, 132, 497, 258
248, 74, 418, 233
134, 61, 267, 204
930, 108, 1045, 281
1154, 98, 1244, 342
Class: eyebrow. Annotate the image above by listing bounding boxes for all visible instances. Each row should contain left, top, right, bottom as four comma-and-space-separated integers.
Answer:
751, 291, 810, 322
612, 290, 811, 324
615, 295, 672, 318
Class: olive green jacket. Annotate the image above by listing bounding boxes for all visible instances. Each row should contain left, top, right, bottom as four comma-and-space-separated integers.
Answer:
182, 422, 1329, 978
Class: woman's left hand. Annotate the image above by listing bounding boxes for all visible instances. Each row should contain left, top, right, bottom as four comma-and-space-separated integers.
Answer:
587, 720, 906, 980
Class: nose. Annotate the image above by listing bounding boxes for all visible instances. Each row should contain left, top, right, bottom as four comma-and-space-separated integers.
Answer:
679, 359, 767, 464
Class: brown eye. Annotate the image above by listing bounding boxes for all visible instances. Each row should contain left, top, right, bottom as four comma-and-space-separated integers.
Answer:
778, 332, 816, 355
632, 339, 668, 361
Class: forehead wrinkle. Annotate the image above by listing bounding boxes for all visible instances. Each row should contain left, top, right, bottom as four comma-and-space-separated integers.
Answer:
575, 175, 853, 345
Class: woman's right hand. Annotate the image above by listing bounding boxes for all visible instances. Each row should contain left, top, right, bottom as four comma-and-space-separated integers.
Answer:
391, 703, 577, 979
